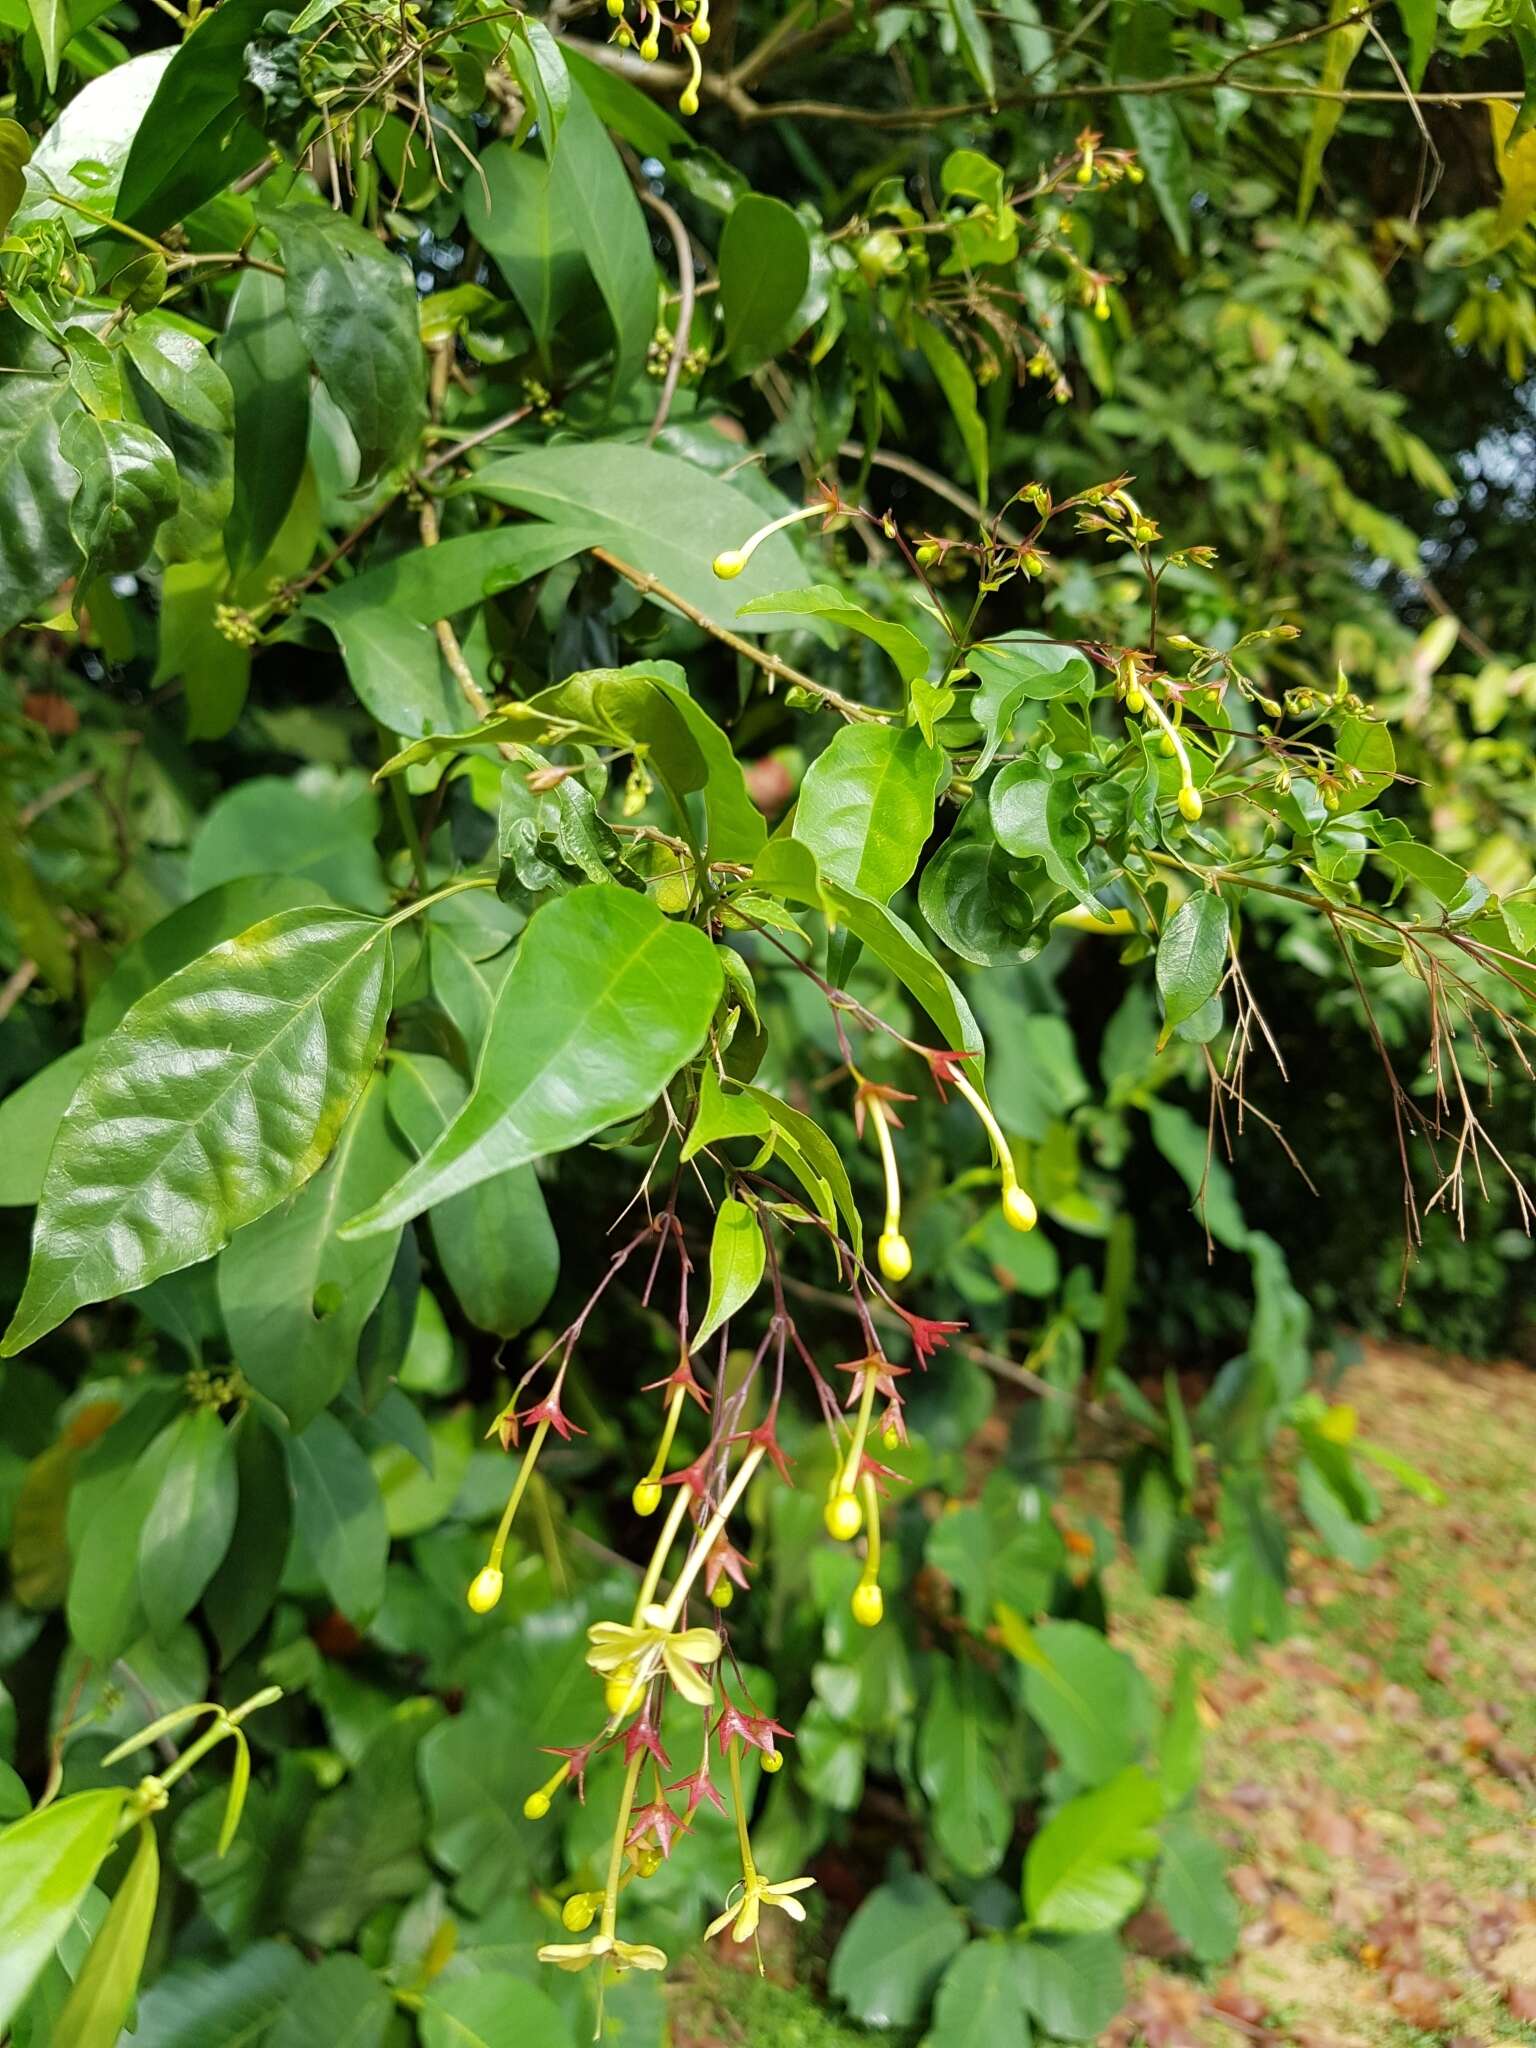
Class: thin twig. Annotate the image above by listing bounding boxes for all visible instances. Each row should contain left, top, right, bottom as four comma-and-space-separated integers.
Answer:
640, 188, 696, 447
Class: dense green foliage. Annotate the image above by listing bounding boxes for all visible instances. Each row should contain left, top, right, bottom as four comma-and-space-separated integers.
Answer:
2, 2, 1535, 2043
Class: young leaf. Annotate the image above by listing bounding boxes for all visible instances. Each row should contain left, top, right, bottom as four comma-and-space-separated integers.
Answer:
1023, 1767, 1162, 1934
990, 759, 1098, 909
0, 1789, 129, 2028
694, 1196, 767, 1348
794, 725, 948, 903
284, 1411, 390, 1623
342, 886, 722, 1238
1154, 893, 1230, 1039
51, 1819, 159, 2048
719, 194, 812, 370
219, 1075, 413, 1428
138, 1406, 239, 1637
2, 908, 394, 1355
273, 208, 426, 485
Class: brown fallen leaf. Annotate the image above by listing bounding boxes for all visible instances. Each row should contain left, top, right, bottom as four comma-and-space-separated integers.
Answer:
1462, 1708, 1500, 1752
1270, 1897, 1333, 1943
1507, 1983, 1536, 2023
1423, 1633, 1458, 1684
1386, 1970, 1451, 2028
1301, 1801, 1358, 1857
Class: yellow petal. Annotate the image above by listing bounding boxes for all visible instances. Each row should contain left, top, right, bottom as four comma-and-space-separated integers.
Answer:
672, 1626, 723, 1663
766, 1892, 807, 1922
732, 1890, 761, 1943
663, 1647, 717, 1706
613, 1939, 669, 1972
705, 1904, 738, 1941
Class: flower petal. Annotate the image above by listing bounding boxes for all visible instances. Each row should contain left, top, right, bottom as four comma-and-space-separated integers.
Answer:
663, 1647, 718, 1706
613, 1939, 669, 1972
765, 1892, 807, 1922
732, 1891, 761, 1943
672, 1626, 723, 1663
705, 1904, 738, 1941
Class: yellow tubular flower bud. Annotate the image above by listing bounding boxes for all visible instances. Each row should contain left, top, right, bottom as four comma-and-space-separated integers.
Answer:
710, 1577, 734, 1608
466, 1565, 504, 1614
1002, 1183, 1038, 1233
712, 501, 825, 579
523, 1790, 551, 1819
824, 1490, 863, 1542
632, 1478, 663, 1516
1177, 784, 1203, 822
851, 1580, 884, 1628
877, 1230, 912, 1282
679, 30, 702, 111
760, 1749, 784, 1774
563, 1891, 600, 1932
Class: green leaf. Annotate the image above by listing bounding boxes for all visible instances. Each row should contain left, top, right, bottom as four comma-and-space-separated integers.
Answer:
921, 1941, 1030, 2048
1155, 1815, 1238, 1964
830, 1871, 968, 2028
794, 725, 947, 904
114, 0, 266, 231
1155, 892, 1229, 1039
12, 50, 172, 232
0, 118, 32, 236
926, 1495, 1063, 1631
25, 0, 66, 92
51, 1819, 159, 2048
916, 1661, 1013, 1878
546, 75, 655, 398
1014, 1619, 1157, 1787
1111, 0, 1193, 255
284, 1411, 389, 1623
742, 1082, 865, 1253
947, 0, 997, 100
219, 1076, 412, 1428
914, 320, 989, 504
300, 525, 600, 738
266, 1953, 396, 2048
0, 1044, 96, 1207
1297, 0, 1369, 220
66, 1403, 183, 1661
124, 1942, 304, 2047
990, 759, 1097, 909
138, 1407, 239, 1636
386, 1053, 559, 1339
221, 266, 310, 574
465, 444, 810, 625
59, 410, 178, 587
719, 194, 812, 370
695, 1196, 767, 1348
462, 140, 589, 351
967, 640, 1096, 774
420, 1973, 579, 2048
1023, 1767, 1162, 1934
120, 317, 234, 561
1012, 1933, 1125, 2040
1395, 0, 1435, 87
681, 1063, 772, 1160
0, 1789, 128, 2028
273, 207, 426, 485
343, 885, 722, 1238
0, 317, 84, 632
919, 834, 1041, 967
204, 1411, 292, 1663
187, 771, 386, 911
738, 583, 928, 683
508, 18, 571, 155
1159, 1651, 1202, 1808
2, 908, 394, 1355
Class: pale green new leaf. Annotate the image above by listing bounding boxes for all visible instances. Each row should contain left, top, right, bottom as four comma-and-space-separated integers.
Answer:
694, 1196, 766, 1348
1297, 0, 1369, 220
51, 1820, 159, 2048
1155, 893, 1230, 1037
1023, 1767, 1162, 1934
794, 725, 948, 902
2, 909, 394, 1355
738, 584, 928, 684
343, 886, 722, 1237
25, 0, 67, 91
0, 1790, 128, 2028
914, 320, 989, 504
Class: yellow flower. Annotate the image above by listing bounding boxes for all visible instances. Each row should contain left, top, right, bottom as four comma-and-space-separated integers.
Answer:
537, 1932, 669, 1974
586, 1604, 723, 1708
705, 1871, 816, 1944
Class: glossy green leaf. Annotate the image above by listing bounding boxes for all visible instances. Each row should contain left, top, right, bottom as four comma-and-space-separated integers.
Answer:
743, 1082, 864, 1253
187, 771, 387, 910
990, 759, 1097, 910
266, 1953, 396, 2048
204, 1411, 292, 1664
0, 1789, 128, 2028
916, 1662, 1012, 1878
219, 1076, 412, 1428
274, 207, 426, 485
1023, 1767, 1161, 1934
914, 320, 988, 504
1015, 1619, 1156, 1786
462, 139, 587, 349
115, 0, 266, 231
681, 1062, 772, 1160
344, 886, 722, 1237
1155, 1815, 1238, 1963
1155, 892, 1229, 1037
285, 1411, 389, 1623
59, 410, 178, 588
420, 1972, 578, 2048
1296, 0, 1368, 221
794, 725, 947, 902
695, 1195, 766, 1348
830, 1871, 968, 2029
947, 0, 996, 99
300, 524, 600, 738
920, 1941, 1029, 2048
508, 18, 570, 154
1395, 0, 1435, 87
543, 74, 655, 397
738, 583, 928, 682
51, 1819, 159, 2048
119, 317, 234, 562
968, 640, 1096, 774
919, 834, 1042, 966
13, 50, 171, 231
222, 266, 310, 574
0, 118, 31, 235
386, 1052, 559, 1339
138, 1407, 239, 1636
1012, 1933, 1125, 2040
0, 1044, 96, 1207
719, 194, 812, 369
66, 1404, 182, 1660
2, 908, 394, 1355
0, 316, 83, 632
26, 0, 66, 92
465, 444, 808, 625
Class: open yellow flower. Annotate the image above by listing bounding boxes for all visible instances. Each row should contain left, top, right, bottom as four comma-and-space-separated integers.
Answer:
536, 1931, 669, 1974
705, 1870, 816, 1944
586, 1604, 723, 1707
